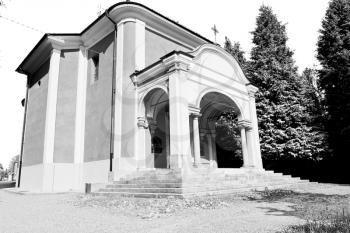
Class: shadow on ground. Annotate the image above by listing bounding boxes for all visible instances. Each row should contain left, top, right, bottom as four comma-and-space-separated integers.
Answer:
246, 189, 350, 220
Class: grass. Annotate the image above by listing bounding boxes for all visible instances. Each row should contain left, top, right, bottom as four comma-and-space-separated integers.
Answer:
282, 210, 350, 233
247, 189, 350, 233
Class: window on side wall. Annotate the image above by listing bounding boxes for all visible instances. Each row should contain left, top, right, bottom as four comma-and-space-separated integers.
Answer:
90, 52, 99, 84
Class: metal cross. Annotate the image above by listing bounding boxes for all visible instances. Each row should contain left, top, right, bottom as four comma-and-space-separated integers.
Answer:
211, 24, 219, 43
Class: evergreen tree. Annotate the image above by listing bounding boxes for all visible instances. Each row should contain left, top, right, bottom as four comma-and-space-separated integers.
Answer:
224, 37, 248, 72
317, 0, 350, 162
249, 6, 326, 160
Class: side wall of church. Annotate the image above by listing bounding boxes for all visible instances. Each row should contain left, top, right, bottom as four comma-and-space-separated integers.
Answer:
53, 49, 79, 163
22, 61, 50, 166
145, 28, 191, 67
84, 32, 114, 163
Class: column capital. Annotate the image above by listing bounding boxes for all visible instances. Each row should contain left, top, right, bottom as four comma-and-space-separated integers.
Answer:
188, 105, 201, 117
137, 117, 148, 129
246, 84, 258, 98
237, 120, 252, 129
51, 48, 61, 55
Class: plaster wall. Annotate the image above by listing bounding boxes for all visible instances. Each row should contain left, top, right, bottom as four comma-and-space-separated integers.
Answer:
54, 50, 79, 163
20, 164, 43, 191
22, 61, 49, 166
83, 159, 110, 184
145, 28, 191, 67
84, 32, 114, 162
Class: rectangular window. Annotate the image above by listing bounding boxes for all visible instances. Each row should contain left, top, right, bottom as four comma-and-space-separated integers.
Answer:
90, 53, 99, 83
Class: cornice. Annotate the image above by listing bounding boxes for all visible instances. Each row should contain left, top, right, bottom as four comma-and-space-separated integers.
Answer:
130, 51, 193, 86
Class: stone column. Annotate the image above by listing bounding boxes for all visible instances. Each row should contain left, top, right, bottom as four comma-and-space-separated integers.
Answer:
246, 84, 263, 169
136, 117, 148, 169
211, 131, 218, 168
206, 134, 214, 167
238, 122, 249, 168
42, 48, 61, 192
165, 112, 170, 168
192, 115, 201, 167
168, 71, 191, 169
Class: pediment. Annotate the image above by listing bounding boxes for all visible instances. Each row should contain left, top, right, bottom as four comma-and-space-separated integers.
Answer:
190, 44, 249, 84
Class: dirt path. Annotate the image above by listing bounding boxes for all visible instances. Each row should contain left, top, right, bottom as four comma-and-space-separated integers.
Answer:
1, 183, 349, 233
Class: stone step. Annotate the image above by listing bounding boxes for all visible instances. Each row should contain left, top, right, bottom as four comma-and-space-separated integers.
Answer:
102, 180, 304, 194
93, 192, 184, 198
107, 183, 183, 189
115, 175, 302, 185
96, 182, 302, 198
94, 169, 313, 198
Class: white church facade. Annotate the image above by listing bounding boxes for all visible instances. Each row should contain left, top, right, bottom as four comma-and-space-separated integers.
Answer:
16, 2, 263, 192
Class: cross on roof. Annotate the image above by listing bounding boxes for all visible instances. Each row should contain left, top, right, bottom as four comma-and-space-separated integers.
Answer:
211, 24, 219, 43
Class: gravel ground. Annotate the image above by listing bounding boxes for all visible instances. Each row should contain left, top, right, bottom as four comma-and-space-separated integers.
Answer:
1, 183, 350, 233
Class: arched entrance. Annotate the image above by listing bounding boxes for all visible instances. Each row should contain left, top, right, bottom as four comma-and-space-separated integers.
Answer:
142, 88, 170, 168
197, 92, 243, 168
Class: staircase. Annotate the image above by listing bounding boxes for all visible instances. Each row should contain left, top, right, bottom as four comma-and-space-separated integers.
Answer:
93, 169, 313, 198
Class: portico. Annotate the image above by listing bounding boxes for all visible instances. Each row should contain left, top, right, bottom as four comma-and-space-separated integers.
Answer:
131, 44, 263, 174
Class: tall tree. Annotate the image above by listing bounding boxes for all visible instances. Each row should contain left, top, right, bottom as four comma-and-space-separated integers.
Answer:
317, 0, 350, 163
224, 37, 248, 72
249, 5, 326, 160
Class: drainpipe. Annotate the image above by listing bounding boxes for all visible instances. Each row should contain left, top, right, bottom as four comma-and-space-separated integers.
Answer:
105, 10, 117, 173
17, 75, 29, 188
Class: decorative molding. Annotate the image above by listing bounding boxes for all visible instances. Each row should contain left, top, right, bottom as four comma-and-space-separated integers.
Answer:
188, 105, 201, 117
190, 44, 249, 84
237, 120, 252, 129
137, 117, 148, 129
132, 52, 193, 86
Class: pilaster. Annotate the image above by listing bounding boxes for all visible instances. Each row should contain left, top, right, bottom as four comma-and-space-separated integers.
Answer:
42, 48, 61, 192
191, 113, 201, 167
246, 84, 263, 169
113, 22, 124, 180
73, 46, 88, 190
168, 71, 191, 169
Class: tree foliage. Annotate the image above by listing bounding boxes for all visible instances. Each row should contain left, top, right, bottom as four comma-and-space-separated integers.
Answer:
248, 5, 328, 160
0, 163, 5, 180
7, 155, 19, 174
224, 37, 248, 72
317, 0, 350, 161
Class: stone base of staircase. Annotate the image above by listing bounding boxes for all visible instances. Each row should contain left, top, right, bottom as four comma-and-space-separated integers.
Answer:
92, 168, 314, 198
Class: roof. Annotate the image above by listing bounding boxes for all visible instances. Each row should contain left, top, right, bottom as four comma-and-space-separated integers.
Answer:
16, 1, 213, 75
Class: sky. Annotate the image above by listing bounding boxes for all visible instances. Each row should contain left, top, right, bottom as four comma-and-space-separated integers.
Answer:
0, 0, 330, 168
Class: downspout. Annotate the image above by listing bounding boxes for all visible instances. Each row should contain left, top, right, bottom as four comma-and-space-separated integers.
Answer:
105, 10, 117, 173
17, 74, 29, 188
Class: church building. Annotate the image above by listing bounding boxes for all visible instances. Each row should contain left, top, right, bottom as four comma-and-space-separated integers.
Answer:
16, 2, 263, 192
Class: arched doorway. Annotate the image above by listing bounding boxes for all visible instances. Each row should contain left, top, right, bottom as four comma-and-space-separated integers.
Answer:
142, 88, 170, 168
198, 92, 242, 168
